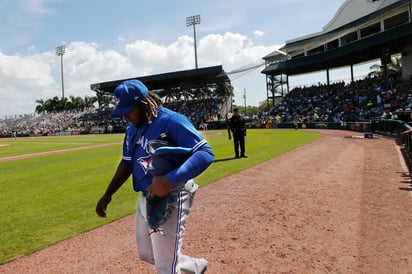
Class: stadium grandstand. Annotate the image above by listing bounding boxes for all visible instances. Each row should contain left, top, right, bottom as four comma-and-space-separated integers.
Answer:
89, 65, 233, 131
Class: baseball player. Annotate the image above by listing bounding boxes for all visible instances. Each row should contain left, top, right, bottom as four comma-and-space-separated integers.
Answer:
96, 80, 213, 273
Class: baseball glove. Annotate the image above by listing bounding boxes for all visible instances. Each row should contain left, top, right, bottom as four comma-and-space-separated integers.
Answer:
145, 133, 192, 235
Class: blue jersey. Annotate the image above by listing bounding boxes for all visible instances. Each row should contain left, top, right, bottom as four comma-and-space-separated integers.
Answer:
122, 107, 210, 192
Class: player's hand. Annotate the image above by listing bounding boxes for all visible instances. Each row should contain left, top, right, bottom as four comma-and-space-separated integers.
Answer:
147, 175, 172, 198
96, 193, 112, 218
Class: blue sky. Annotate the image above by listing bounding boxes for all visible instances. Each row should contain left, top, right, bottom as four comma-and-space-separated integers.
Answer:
0, 0, 371, 118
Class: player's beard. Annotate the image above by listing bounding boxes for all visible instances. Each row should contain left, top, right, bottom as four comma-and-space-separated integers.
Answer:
131, 103, 147, 127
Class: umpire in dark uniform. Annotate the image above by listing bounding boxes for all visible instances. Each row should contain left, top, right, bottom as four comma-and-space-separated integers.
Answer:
228, 108, 247, 158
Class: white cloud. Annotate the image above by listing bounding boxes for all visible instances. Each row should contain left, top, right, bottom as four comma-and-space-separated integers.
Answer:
125, 36, 194, 74
0, 32, 279, 118
198, 32, 274, 70
253, 30, 264, 37
0, 51, 56, 116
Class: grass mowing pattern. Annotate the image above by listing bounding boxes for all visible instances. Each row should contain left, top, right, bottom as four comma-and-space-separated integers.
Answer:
0, 129, 322, 264
0, 145, 137, 263
0, 134, 123, 158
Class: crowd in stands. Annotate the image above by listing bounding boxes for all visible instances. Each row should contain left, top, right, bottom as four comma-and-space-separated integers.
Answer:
163, 97, 222, 125
1, 75, 412, 137
263, 75, 412, 127
0, 98, 223, 137
0, 111, 109, 137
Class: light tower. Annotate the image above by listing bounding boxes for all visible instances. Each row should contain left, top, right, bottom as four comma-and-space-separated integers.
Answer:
56, 45, 66, 98
186, 15, 200, 69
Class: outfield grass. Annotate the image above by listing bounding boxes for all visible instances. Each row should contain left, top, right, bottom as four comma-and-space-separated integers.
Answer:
0, 134, 123, 158
0, 129, 322, 264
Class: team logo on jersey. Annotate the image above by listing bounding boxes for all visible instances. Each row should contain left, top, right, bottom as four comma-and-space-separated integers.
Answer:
137, 155, 152, 175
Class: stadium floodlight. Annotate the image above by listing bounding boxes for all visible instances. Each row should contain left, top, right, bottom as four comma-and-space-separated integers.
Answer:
186, 15, 201, 69
56, 45, 66, 99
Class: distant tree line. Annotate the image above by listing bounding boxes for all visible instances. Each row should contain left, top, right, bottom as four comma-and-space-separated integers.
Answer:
34, 92, 113, 114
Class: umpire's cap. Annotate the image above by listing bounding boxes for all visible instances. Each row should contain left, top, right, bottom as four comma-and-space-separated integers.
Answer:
111, 80, 148, 118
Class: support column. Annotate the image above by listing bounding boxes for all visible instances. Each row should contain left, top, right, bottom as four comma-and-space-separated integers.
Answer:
402, 46, 412, 81
350, 64, 354, 82
326, 68, 330, 86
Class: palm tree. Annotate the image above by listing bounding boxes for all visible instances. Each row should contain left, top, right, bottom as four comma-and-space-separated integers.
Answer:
66, 95, 76, 111
84, 96, 97, 111
35, 99, 46, 114
43, 98, 55, 113
368, 56, 402, 78
94, 91, 113, 119
215, 82, 233, 98
68, 96, 87, 112
388, 56, 402, 76
58, 96, 68, 112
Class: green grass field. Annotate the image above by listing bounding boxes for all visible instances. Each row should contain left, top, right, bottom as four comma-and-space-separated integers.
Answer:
0, 129, 322, 264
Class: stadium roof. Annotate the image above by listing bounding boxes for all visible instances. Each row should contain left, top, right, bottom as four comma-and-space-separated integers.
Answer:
262, 22, 412, 76
90, 65, 230, 94
262, 0, 412, 76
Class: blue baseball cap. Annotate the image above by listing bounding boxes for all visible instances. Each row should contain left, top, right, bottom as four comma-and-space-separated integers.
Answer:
111, 80, 148, 118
